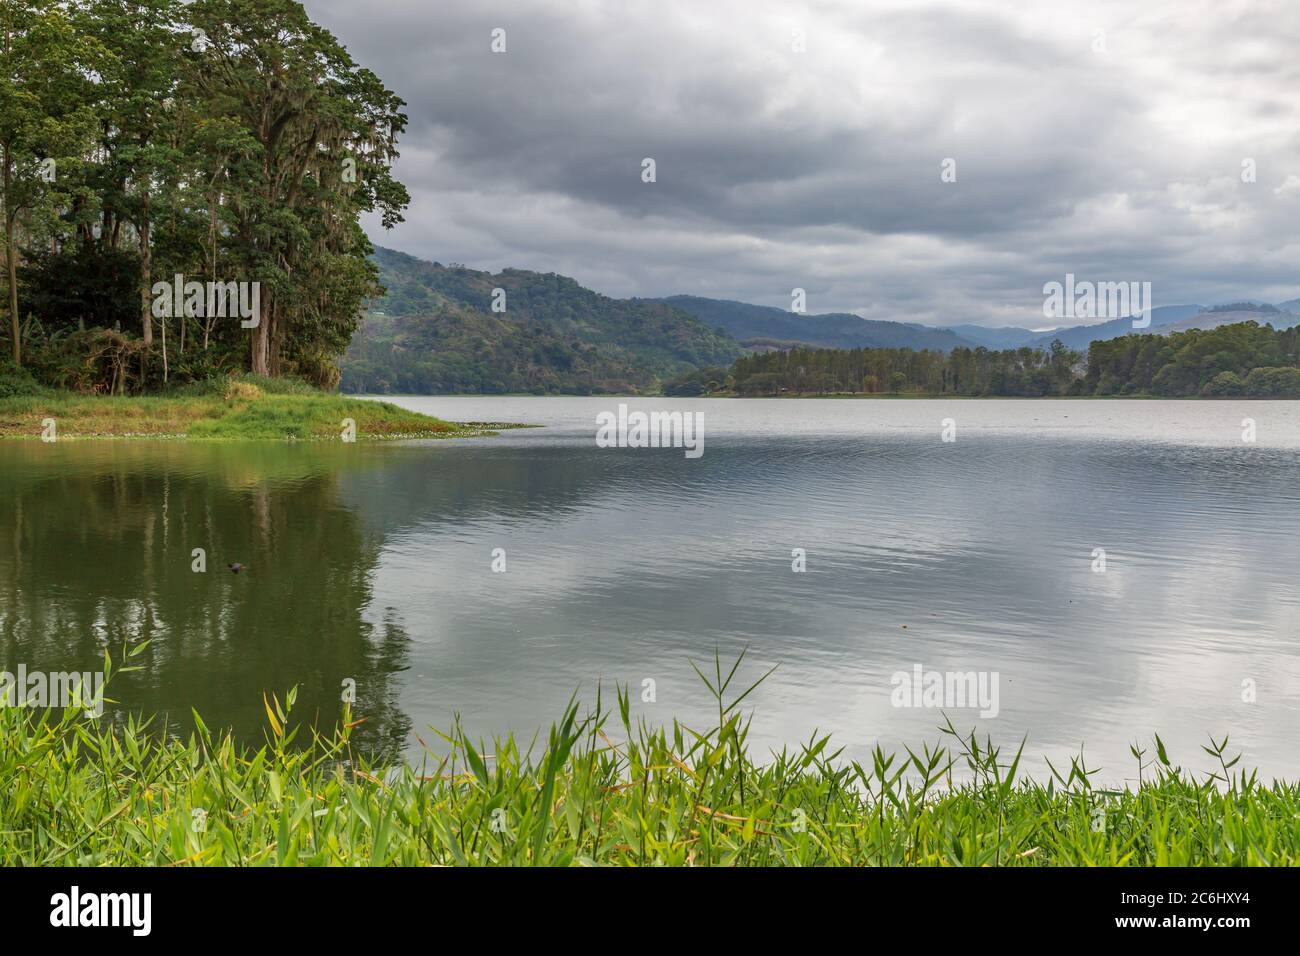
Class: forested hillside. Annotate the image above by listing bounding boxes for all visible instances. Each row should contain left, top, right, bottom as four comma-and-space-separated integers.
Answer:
340, 248, 741, 394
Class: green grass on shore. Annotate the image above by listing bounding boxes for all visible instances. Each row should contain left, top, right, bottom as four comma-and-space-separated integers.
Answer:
0, 378, 482, 440
2, 650, 1295, 866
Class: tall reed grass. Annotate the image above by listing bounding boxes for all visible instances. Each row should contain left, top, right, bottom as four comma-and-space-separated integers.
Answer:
2, 648, 1295, 865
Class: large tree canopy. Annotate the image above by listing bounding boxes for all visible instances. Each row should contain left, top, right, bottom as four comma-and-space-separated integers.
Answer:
1, 0, 409, 390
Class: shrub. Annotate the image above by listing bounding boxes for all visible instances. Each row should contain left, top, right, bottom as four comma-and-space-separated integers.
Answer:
1242, 366, 1300, 397
0, 361, 51, 398
222, 379, 264, 401
1201, 371, 1245, 396
166, 373, 323, 399
240, 374, 322, 396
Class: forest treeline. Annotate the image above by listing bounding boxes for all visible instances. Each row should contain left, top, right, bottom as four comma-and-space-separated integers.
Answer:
666, 322, 1300, 398
0, 0, 407, 394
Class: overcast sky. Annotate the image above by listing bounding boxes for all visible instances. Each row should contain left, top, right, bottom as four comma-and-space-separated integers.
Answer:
307, 0, 1300, 329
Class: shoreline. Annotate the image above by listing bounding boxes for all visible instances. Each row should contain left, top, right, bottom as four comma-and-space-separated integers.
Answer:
7, 388, 1283, 442
0, 388, 515, 442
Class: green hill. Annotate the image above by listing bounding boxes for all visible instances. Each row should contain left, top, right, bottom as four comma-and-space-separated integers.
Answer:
341, 248, 742, 394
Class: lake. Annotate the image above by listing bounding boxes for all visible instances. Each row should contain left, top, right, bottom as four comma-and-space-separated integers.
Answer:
2, 397, 1298, 782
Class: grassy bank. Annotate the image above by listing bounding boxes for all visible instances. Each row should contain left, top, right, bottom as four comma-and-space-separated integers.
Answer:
0, 377, 494, 441
2, 652, 1295, 866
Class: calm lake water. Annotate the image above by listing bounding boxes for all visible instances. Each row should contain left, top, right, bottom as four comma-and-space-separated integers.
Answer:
2, 398, 1298, 782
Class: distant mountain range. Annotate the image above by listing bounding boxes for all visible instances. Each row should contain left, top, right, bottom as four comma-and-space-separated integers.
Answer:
343, 246, 1299, 393
1155, 305, 1300, 337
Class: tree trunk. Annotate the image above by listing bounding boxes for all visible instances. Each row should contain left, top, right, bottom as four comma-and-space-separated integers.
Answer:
204, 195, 216, 351
269, 309, 283, 376
3, 143, 17, 366
251, 295, 270, 375
139, 190, 153, 345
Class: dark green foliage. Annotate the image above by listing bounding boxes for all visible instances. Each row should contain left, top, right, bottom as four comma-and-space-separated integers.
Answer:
19, 244, 141, 333
693, 322, 1300, 398
719, 339, 1083, 396
662, 365, 730, 396
0, 359, 49, 396
1088, 322, 1299, 396
1241, 365, 1300, 397
2, 0, 409, 393
1202, 371, 1245, 397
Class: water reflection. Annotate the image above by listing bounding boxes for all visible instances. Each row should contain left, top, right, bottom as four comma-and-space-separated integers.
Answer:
0, 443, 412, 759
2, 398, 1299, 781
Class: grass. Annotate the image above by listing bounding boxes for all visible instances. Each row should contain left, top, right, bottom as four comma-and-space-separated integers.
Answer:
2, 648, 1296, 866
0, 376, 494, 440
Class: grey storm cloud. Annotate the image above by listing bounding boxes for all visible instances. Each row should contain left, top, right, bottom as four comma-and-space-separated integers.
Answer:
305, 0, 1300, 327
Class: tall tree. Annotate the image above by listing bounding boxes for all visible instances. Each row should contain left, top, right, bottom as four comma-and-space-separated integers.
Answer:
0, 0, 103, 364
84, 0, 185, 347
184, 0, 409, 379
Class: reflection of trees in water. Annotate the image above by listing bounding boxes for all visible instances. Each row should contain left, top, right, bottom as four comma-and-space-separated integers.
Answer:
0, 444, 411, 761
1, 440, 700, 762
336, 442, 730, 537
